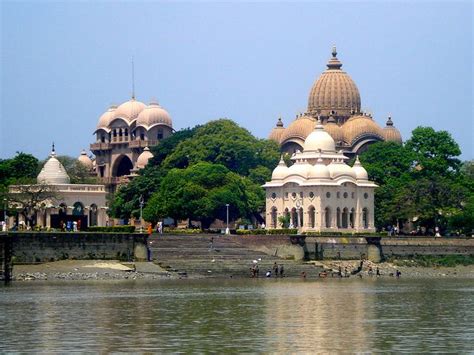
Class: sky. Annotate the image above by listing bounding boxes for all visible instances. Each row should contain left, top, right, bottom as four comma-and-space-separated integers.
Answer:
1, 1, 472, 161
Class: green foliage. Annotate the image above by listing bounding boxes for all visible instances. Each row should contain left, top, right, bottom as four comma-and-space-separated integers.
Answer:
360, 127, 472, 233
143, 162, 262, 228
0, 152, 40, 187
266, 228, 298, 235
55, 155, 98, 184
235, 228, 298, 235
391, 255, 474, 267
87, 226, 136, 233
278, 214, 290, 228
162, 228, 202, 234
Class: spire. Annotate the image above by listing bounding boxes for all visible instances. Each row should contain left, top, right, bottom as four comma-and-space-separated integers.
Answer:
386, 115, 394, 126
315, 116, 324, 130
327, 45, 343, 70
51, 142, 56, 157
131, 57, 135, 99
354, 155, 361, 165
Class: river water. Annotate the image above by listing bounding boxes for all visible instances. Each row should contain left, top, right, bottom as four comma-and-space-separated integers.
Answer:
1, 278, 473, 353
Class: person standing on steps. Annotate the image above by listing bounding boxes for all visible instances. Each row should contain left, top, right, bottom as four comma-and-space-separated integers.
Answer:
279, 264, 284, 277
273, 262, 278, 277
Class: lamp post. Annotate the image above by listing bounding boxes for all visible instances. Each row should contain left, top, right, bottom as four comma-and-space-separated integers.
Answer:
3, 198, 7, 231
139, 195, 144, 233
225, 204, 230, 235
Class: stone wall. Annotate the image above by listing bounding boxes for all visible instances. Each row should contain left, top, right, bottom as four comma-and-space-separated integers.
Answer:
236, 235, 474, 262
9, 232, 148, 263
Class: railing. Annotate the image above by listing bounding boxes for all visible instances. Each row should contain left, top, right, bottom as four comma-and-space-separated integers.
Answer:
90, 142, 112, 151
58, 184, 106, 192
128, 140, 159, 148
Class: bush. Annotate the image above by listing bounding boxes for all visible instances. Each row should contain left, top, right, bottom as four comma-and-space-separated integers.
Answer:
236, 229, 266, 235
267, 228, 298, 235
163, 228, 202, 234
87, 226, 136, 233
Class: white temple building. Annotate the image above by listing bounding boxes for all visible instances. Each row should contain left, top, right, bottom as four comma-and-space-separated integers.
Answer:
9, 146, 108, 229
263, 120, 377, 233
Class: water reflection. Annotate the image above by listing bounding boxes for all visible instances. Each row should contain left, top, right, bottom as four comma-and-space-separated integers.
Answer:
1, 278, 473, 353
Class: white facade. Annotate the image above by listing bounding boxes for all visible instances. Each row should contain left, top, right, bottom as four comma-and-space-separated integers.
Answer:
263, 120, 377, 233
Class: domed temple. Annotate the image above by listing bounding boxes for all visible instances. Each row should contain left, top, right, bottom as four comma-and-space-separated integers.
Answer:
269, 47, 402, 156
264, 120, 377, 232
90, 96, 173, 191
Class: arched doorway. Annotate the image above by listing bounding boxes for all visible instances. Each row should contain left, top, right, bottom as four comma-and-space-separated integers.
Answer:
362, 208, 369, 229
113, 155, 133, 177
325, 207, 331, 228
308, 206, 315, 228
342, 208, 349, 228
89, 204, 98, 227
291, 208, 298, 227
73, 202, 84, 216
298, 207, 304, 228
271, 207, 278, 229
336, 208, 341, 228
350, 208, 355, 228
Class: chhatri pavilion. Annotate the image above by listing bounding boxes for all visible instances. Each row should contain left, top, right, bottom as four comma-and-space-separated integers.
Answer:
263, 119, 377, 232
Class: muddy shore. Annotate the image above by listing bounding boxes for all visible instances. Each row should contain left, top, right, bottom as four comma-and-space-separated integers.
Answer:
10, 259, 474, 281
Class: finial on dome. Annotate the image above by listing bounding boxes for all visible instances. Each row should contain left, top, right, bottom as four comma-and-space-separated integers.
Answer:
276, 117, 284, 127
80, 149, 87, 155
327, 45, 342, 70
315, 116, 323, 129
386, 115, 394, 126
327, 115, 336, 124
355, 155, 361, 165
50, 142, 56, 157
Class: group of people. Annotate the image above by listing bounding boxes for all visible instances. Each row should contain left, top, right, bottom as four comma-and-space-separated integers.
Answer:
59, 220, 81, 232
250, 262, 284, 278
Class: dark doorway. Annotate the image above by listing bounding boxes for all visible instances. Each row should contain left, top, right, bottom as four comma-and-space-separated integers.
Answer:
114, 155, 133, 177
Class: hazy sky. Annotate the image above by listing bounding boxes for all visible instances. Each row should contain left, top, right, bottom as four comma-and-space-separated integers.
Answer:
1, 1, 472, 161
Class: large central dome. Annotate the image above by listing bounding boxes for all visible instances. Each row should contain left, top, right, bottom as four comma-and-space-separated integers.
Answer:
307, 47, 361, 119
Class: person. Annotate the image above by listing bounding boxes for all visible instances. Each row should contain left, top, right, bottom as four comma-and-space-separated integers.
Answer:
435, 226, 441, 237
338, 266, 342, 277
147, 224, 153, 236
368, 267, 373, 276
73, 221, 77, 232
208, 236, 214, 251
301, 271, 306, 279
261, 222, 265, 229
77, 219, 81, 231
255, 264, 260, 278
279, 264, 284, 277
156, 221, 163, 234
396, 270, 401, 278
273, 262, 278, 277
376, 267, 381, 276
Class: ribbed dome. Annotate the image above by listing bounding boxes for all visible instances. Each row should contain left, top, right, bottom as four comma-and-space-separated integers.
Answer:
37, 149, 70, 184
279, 115, 315, 144
77, 150, 93, 170
136, 101, 172, 129
287, 159, 310, 178
342, 114, 384, 144
352, 156, 368, 180
303, 120, 336, 153
323, 117, 345, 143
327, 159, 356, 179
307, 47, 361, 118
383, 116, 403, 143
308, 157, 331, 180
136, 147, 154, 169
114, 98, 146, 123
271, 156, 289, 180
96, 105, 117, 129
269, 118, 285, 143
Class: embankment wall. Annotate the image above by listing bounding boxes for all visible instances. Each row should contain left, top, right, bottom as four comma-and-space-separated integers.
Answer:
8, 232, 148, 263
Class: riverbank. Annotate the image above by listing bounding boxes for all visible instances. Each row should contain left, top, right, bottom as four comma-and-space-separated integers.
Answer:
10, 258, 474, 281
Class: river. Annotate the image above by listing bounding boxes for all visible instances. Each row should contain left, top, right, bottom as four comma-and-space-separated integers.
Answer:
1, 278, 473, 353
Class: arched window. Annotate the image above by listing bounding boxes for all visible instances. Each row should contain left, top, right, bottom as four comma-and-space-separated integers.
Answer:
118, 128, 123, 137
325, 207, 331, 228
101, 135, 105, 143
124, 128, 128, 137
73, 202, 84, 216
362, 208, 369, 229
140, 132, 145, 141
308, 206, 316, 229
271, 207, 278, 229
157, 128, 163, 140
342, 208, 349, 228
89, 204, 98, 227
113, 129, 117, 137
291, 207, 298, 227
298, 207, 304, 227
336, 207, 341, 228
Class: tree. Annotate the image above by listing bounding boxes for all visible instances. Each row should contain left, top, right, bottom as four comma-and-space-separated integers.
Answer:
7, 180, 60, 227
143, 162, 262, 229
0, 152, 40, 186
54, 156, 97, 184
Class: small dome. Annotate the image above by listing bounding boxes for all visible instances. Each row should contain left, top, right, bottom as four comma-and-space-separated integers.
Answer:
279, 115, 315, 145
37, 148, 70, 184
269, 118, 285, 143
113, 98, 146, 123
136, 101, 173, 129
308, 157, 331, 180
136, 147, 153, 169
352, 156, 368, 180
327, 159, 356, 179
77, 149, 93, 170
96, 105, 117, 129
323, 117, 344, 143
287, 159, 310, 178
303, 120, 336, 153
342, 114, 384, 144
307, 47, 361, 118
271, 156, 289, 180
383, 116, 403, 143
